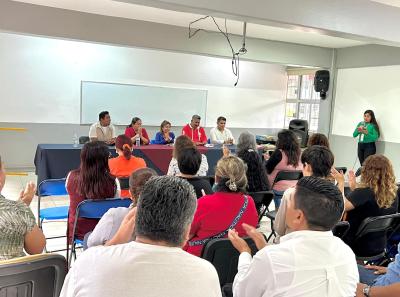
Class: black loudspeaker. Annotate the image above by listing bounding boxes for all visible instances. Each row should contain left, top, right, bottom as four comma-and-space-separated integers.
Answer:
289, 119, 309, 148
314, 70, 330, 99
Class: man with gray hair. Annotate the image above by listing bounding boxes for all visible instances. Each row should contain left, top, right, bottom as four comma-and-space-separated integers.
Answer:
182, 114, 208, 145
60, 176, 222, 297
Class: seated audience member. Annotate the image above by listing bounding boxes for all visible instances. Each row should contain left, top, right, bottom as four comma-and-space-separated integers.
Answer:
210, 116, 234, 144
124, 117, 150, 145
235, 132, 269, 192
182, 114, 207, 146
275, 145, 335, 239
228, 176, 359, 297
66, 142, 120, 243
154, 120, 175, 144
356, 244, 400, 296
109, 134, 147, 198
307, 132, 330, 149
265, 129, 302, 208
0, 159, 45, 260
89, 111, 116, 144
184, 156, 258, 257
87, 168, 157, 248
342, 154, 398, 254
60, 176, 222, 297
177, 147, 213, 198
167, 135, 208, 176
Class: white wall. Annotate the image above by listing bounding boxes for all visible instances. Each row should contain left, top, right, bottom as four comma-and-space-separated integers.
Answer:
0, 32, 287, 128
333, 66, 400, 143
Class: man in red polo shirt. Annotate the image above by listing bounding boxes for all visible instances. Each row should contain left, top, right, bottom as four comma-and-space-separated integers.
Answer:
182, 115, 208, 146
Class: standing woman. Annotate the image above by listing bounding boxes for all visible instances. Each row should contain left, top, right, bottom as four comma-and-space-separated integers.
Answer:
125, 117, 150, 145
353, 110, 380, 167
154, 120, 175, 145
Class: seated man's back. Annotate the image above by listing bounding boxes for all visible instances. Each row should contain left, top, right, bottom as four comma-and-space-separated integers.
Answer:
238, 231, 358, 297
231, 176, 359, 297
62, 241, 221, 297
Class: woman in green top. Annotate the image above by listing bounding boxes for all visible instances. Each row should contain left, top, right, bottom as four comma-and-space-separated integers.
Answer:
353, 110, 380, 166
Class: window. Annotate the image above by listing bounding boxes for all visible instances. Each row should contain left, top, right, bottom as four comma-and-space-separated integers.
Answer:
284, 73, 320, 132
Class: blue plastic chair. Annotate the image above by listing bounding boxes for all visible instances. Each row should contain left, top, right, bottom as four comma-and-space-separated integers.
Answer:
37, 178, 69, 252
150, 139, 156, 144
68, 198, 131, 267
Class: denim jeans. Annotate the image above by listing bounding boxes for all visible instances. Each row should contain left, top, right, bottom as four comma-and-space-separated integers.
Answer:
273, 190, 285, 209
358, 265, 380, 286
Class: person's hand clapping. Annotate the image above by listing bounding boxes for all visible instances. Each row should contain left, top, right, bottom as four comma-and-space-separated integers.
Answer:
348, 170, 357, 191
228, 229, 251, 254
242, 223, 267, 250
19, 181, 36, 206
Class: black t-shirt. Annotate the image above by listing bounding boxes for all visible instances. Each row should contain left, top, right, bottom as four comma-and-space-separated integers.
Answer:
344, 187, 398, 254
178, 176, 213, 199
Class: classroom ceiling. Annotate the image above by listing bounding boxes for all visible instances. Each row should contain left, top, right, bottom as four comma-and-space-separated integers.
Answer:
13, 0, 368, 48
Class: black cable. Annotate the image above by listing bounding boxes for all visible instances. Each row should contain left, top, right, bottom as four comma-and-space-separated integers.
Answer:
188, 15, 244, 86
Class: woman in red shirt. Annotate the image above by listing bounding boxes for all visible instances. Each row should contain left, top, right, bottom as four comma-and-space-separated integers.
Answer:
184, 155, 258, 257
66, 141, 119, 243
109, 134, 147, 198
124, 117, 150, 145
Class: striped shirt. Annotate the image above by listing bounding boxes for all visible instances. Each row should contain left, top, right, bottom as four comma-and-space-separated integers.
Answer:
0, 194, 36, 260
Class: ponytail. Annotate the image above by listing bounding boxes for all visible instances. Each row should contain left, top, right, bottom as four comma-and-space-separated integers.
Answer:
122, 143, 132, 160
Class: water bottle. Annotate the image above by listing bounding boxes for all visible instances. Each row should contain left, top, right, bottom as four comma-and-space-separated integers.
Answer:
136, 136, 140, 147
73, 133, 79, 148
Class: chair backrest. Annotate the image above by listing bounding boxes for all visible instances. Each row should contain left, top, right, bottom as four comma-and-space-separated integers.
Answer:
335, 167, 347, 174
248, 191, 274, 208
354, 213, 400, 257
38, 178, 68, 197
79, 136, 90, 144
332, 221, 350, 239
71, 198, 131, 245
76, 198, 131, 220
0, 254, 67, 297
117, 177, 130, 191
201, 236, 265, 286
272, 170, 303, 186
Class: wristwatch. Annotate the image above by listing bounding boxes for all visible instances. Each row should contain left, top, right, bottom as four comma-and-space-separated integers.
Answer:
363, 285, 371, 297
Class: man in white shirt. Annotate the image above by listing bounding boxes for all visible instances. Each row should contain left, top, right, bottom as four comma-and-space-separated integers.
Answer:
210, 116, 234, 144
228, 176, 358, 297
89, 111, 116, 144
60, 176, 222, 297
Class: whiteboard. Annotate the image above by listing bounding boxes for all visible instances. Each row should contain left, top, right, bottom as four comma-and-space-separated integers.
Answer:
332, 66, 400, 143
81, 81, 207, 126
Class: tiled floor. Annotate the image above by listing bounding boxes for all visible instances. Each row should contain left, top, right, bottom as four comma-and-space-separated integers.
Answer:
2, 170, 275, 261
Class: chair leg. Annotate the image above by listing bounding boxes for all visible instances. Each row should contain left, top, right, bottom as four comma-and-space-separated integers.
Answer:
267, 219, 276, 242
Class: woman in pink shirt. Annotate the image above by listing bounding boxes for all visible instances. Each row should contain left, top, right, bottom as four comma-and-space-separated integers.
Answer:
265, 130, 302, 208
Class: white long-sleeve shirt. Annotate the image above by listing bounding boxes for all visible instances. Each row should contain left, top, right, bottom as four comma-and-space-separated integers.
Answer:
233, 230, 359, 297
210, 127, 234, 144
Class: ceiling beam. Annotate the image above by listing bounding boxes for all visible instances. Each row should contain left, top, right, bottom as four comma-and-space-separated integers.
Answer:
117, 0, 400, 45
0, 0, 333, 67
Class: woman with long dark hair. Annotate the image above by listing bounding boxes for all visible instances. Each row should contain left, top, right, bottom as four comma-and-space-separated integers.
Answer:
353, 109, 380, 167
125, 117, 150, 145
66, 141, 120, 243
265, 129, 302, 207
109, 134, 147, 198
